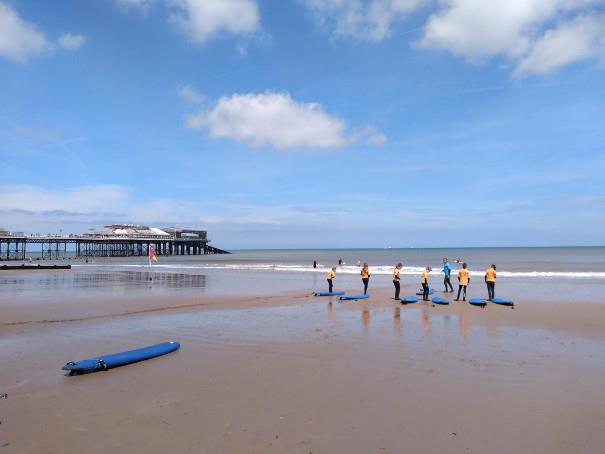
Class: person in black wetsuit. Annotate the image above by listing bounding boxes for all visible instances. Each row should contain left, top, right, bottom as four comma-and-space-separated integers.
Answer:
327, 267, 336, 292
361, 263, 370, 294
485, 264, 497, 300
455, 262, 470, 301
392, 263, 403, 299
421, 267, 432, 301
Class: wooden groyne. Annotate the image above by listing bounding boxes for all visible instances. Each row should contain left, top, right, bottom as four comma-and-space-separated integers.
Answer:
1, 264, 72, 270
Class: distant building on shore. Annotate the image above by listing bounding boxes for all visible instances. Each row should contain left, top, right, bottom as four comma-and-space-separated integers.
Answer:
84, 224, 208, 241
0, 228, 25, 237
85, 224, 170, 238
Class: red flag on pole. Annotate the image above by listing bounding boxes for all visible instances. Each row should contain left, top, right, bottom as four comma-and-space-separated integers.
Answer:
149, 245, 158, 262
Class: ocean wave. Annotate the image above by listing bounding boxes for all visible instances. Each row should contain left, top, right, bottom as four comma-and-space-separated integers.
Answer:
72, 263, 605, 279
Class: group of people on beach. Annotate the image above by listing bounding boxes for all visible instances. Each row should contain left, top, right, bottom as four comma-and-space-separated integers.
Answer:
324, 258, 498, 302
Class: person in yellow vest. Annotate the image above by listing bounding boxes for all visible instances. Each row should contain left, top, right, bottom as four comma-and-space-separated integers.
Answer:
455, 262, 470, 301
485, 264, 497, 300
392, 263, 403, 300
327, 267, 336, 293
361, 263, 370, 295
421, 266, 432, 301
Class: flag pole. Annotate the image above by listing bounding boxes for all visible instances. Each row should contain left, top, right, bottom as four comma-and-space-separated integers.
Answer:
148, 244, 153, 281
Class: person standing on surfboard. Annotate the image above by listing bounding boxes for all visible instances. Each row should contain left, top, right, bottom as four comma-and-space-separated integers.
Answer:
455, 262, 470, 301
421, 267, 432, 301
392, 263, 402, 299
327, 267, 336, 293
442, 258, 454, 293
361, 263, 370, 294
485, 264, 497, 300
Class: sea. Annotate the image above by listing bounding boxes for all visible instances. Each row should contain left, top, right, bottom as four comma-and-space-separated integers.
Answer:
2, 247, 604, 304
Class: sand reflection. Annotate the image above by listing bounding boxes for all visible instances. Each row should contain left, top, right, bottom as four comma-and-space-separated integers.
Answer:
393, 307, 401, 336
362, 309, 370, 332
327, 301, 335, 321
422, 306, 430, 336
0, 271, 208, 295
458, 313, 470, 344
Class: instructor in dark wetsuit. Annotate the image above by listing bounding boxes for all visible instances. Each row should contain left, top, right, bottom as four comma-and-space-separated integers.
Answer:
442, 258, 454, 293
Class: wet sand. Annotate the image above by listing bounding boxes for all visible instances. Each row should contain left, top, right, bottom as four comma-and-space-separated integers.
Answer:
1, 277, 605, 453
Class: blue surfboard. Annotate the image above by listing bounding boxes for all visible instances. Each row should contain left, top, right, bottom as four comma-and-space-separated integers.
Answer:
62, 341, 180, 375
431, 297, 449, 305
339, 294, 369, 301
314, 291, 345, 296
400, 296, 418, 304
490, 297, 515, 306
468, 298, 487, 306
416, 288, 435, 296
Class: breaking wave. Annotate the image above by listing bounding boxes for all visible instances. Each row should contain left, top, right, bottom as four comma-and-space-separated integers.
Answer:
73, 263, 605, 279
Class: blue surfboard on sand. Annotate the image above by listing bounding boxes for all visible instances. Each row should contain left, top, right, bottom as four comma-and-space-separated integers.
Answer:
401, 296, 418, 304
469, 298, 487, 306
431, 297, 449, 305
416, 288, 435, 296
314, 291, 345, 296
339, 294, 369, 301
62, 341, 180, 375
490, 297, 515, 306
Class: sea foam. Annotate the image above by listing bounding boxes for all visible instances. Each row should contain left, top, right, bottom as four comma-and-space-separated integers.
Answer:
73, 263, 605, 279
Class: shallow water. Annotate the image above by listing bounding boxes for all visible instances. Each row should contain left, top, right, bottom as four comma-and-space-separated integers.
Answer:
5, 247, 603, 306
16, 246, 605, 277
1, 265, 603, 307
3, 300, 603, 389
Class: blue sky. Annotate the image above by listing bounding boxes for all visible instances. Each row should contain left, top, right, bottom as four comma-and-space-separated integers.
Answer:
1, 0, 604, 248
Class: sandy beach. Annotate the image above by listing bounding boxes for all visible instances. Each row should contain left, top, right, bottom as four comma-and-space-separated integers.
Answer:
1, 268, 605, 453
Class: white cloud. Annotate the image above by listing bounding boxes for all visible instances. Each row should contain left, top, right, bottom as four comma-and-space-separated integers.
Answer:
169, 0, 260, 44
117, 0, 155, 10
304, 0, 424, 41
303, 0, 605, 76
362, 126, 388, 145
0, 185, 217, 234
0, 2, 86, 63
2, 184, 604, 247
514, 13, 605, 77
0, 185, 131, 214
417, 0, 605, 76
179, 85, 205, 103
58, 33, 85, 50
0, 185, 418, 235
0, 1, 47, 62
0, 184, 341, 234
186, 91, 386, 150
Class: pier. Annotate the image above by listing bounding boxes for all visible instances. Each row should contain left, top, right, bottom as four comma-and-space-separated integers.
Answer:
0, 225, 230, 261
